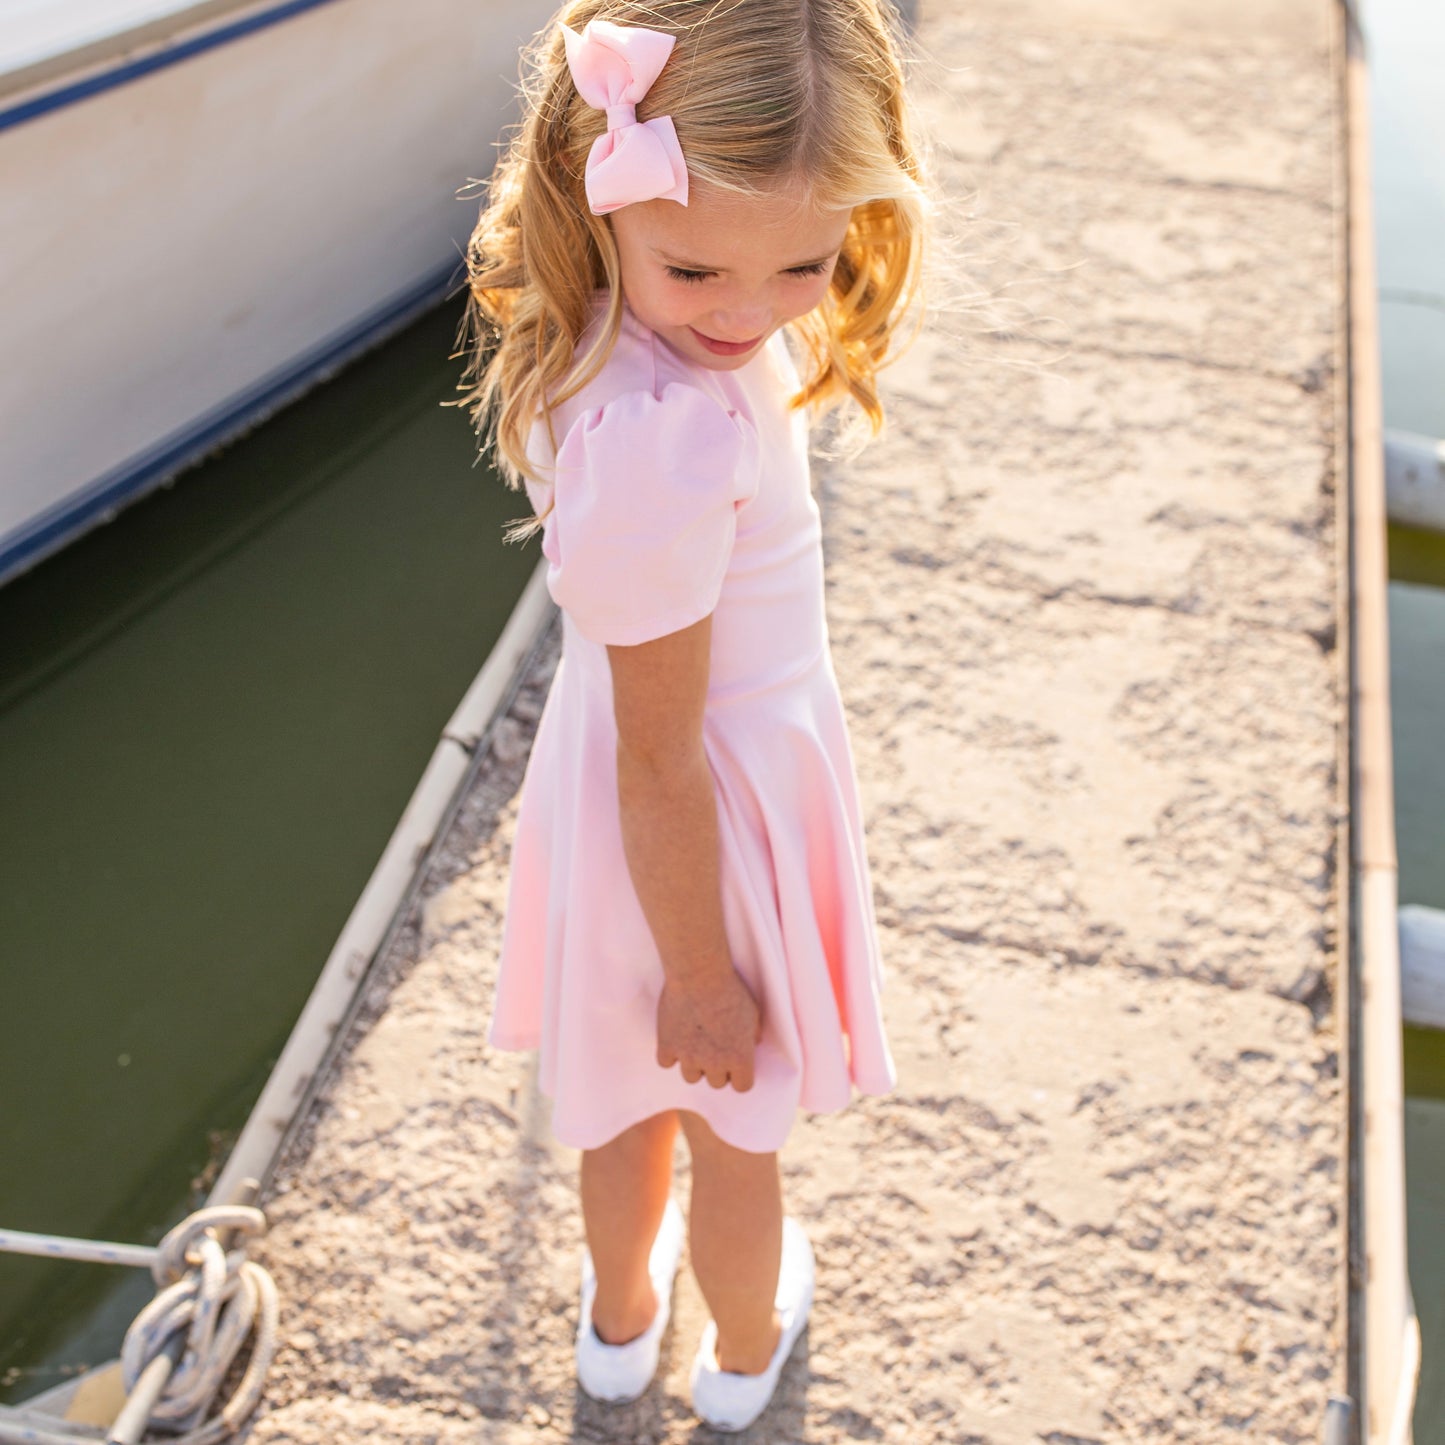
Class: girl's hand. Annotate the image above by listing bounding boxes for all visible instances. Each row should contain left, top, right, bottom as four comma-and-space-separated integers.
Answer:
656, 971, 763, 1092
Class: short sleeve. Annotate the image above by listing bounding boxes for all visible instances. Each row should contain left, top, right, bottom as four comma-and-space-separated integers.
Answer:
539, 383, 761, 646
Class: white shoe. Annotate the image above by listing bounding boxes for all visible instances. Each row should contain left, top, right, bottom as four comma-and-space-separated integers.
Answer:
575, 1197, 685, 1403
688, 1216, 816, 1432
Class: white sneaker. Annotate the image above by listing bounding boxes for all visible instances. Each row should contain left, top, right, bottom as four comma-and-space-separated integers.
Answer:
575, 1197, 685, 1403
688, 1216, 816, 1432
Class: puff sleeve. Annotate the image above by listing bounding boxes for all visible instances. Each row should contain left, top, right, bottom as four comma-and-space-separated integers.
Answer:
539, 383, 762, 646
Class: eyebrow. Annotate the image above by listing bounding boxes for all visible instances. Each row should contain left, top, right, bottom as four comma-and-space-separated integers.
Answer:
656, 249, 837, 272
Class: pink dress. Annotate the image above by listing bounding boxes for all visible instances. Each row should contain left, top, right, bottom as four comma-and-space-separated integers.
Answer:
488, 302, 896, 1153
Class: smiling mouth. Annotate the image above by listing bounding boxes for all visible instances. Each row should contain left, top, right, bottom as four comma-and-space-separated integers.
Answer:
689, 328, 763, 357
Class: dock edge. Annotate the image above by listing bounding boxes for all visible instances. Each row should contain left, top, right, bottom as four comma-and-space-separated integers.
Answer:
1338, 2, 1421, 1441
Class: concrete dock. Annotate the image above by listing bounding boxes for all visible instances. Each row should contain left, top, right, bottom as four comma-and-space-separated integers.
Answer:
240, 0, 1347, 1439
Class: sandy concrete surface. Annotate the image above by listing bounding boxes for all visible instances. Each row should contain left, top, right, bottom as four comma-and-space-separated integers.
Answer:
239, 1, 1346, 1440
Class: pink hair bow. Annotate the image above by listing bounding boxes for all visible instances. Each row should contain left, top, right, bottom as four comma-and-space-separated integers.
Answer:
562, 19, 689, 215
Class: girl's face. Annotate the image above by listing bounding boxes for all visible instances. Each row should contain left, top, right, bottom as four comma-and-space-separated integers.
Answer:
609, 180, 853, 372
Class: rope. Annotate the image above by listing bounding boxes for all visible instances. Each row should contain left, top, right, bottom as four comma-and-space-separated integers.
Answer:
0, 1231, 157, 1271
0, 1206, 279, 1445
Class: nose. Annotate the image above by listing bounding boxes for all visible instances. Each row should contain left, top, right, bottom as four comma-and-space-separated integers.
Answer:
709, 300, 771, 341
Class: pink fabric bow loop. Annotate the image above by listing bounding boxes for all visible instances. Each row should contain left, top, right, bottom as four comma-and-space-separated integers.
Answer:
562, 20, 689, 215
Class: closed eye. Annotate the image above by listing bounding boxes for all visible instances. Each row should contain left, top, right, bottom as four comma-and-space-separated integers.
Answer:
665, 260, 833, 283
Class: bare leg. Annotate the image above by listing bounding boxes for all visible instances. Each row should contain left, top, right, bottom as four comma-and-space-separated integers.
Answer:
679, 1110, 784, 1375
579, 1111, 680, 1345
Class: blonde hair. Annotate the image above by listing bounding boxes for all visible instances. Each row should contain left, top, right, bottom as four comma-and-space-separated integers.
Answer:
456, 0, 928, 533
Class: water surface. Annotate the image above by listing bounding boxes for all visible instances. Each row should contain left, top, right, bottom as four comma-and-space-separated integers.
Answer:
1368, 0, 1445, 1433
0, 301, 535, 1401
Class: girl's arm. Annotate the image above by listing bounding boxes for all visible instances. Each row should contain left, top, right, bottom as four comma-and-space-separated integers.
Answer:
608, 616, 762, 1092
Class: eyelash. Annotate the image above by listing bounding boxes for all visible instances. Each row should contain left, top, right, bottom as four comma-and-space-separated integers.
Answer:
665, 261, 830, 284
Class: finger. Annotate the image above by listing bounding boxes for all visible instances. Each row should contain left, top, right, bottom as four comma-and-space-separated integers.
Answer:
731, 1061, 755, 1093
681, 1063, 704, 1085
705, 1068, 728, 1090
657, 1044, 677, 1069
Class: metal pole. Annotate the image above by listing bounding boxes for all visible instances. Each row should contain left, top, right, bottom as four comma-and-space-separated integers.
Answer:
1324, 1395, 1356, 1445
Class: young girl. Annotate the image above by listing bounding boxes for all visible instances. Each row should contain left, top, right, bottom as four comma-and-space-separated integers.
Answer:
459, 0, 925, 1430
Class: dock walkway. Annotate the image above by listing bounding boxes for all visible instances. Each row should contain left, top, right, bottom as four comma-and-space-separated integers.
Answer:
241, 1, 1346, 1439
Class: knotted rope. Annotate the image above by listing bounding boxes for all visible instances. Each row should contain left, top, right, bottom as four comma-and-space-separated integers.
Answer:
0, 1205, 279, 1445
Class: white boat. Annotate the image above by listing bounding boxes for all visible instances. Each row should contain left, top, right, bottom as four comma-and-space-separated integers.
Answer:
0, 0, 548, 587
1385, 431, 1445, 534
1402, 905, 1445, 1032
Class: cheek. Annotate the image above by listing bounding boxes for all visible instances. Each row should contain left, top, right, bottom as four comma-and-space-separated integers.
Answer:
654, 287, 706, 323
783, 275, 834, 320
628, 272, 702, 324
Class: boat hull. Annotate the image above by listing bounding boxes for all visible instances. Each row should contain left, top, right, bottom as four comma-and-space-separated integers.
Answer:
1385, 431, 1445, 535
0, 0, 548, 586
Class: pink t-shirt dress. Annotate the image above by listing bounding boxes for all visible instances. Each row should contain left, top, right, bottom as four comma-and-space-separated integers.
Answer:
488, 301, 896, 1153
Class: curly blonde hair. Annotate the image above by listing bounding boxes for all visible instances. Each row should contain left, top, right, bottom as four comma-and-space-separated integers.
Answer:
456, 0, 928, 533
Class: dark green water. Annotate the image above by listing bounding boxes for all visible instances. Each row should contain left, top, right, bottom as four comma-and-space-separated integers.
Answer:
1390, 571, 1445, 915
1395, 553, 1445, 1439
1393, 537, 1445, 1435
0, 302, 536, 1402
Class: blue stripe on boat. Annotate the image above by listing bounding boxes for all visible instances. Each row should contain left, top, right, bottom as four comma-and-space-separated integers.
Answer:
0, 259, 465, 588
0, 0, 350, 134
